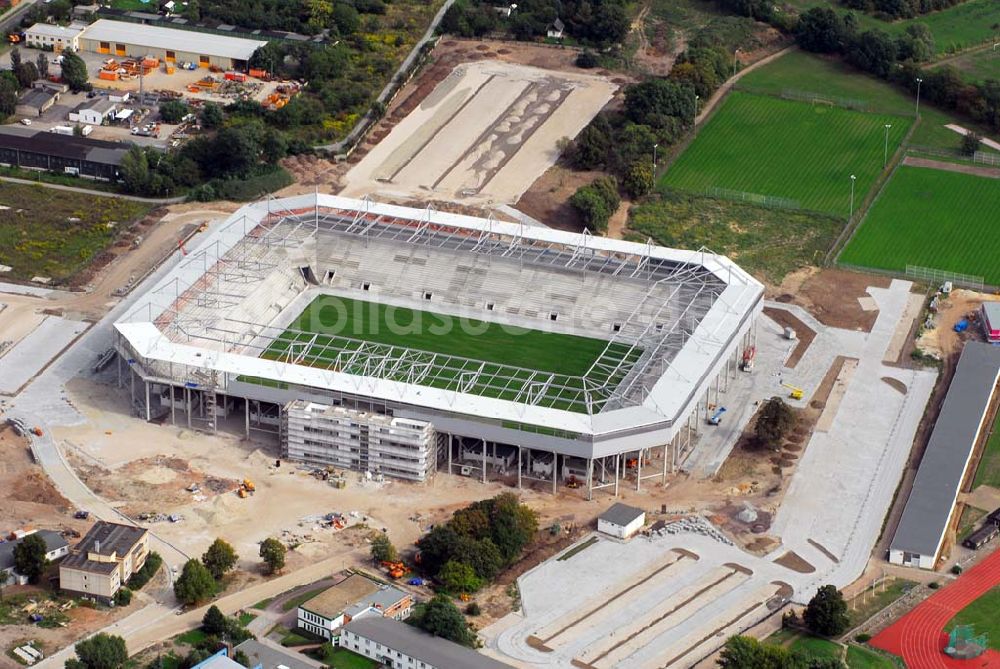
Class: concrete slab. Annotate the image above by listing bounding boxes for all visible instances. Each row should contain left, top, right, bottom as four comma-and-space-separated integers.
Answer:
0, 315, 88, 394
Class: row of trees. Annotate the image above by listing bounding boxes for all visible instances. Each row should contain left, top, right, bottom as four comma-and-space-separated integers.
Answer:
181, 0, 389, 36
839, 0, 966, 20
173, 537, 285, 605
416, 492, 538, 595
0, 48, 58, 122
441, 0, 630, 45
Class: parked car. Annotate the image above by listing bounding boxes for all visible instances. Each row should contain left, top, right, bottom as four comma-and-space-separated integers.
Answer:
19, 118, 31, 126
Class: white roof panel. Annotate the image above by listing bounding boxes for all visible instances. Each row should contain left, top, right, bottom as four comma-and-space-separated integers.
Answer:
81, 20, 267, 61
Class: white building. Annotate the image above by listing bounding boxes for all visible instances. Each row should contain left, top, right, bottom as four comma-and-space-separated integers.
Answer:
340, 617, 515, 669
0, 530, 69, 586
24, 23, 86, 52
283, 401, 436, 482
597, 503, 645, 539
68, 99, 118, 126
297, 574, 413, 640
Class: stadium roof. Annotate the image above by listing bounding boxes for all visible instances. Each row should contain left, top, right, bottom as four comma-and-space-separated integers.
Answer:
890, 342, 1000, 559
117, 194, 762, 436
81, 19, 267, 61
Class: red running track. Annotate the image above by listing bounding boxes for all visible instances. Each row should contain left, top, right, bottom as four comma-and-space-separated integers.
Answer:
872, 548, 1000, 668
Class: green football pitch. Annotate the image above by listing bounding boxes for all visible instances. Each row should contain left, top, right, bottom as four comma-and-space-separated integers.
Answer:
660, 91, 910, 217
839, 166, 1000, 285
259, 296, 641, 412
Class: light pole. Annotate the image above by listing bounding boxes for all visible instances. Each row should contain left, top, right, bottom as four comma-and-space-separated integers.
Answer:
694, 93, 700, 119
849, 174, 856, 219
915, 77, 923, 117
652, 142, 658, 171
883, 123, 892, 167
732, 49, 739, 79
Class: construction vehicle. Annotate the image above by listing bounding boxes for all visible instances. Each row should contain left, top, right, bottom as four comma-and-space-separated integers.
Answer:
31, 426, 43, 437
8, 33, 22, 44
781, 383, 804, 400
708, 407, 726, 425
242, 478, 255, 492
237, 478, 255, 498
741, 346, 756, 372
565, 475, 580, 489
381, 561, 408, 579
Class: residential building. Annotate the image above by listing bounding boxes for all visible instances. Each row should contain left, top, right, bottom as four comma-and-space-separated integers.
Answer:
340, 617, 515, 669
0, 530, 69, 586
189, 649, 244, 669
0, 126, 130, 181
77, 20, 267, 70
24, 22, 86, 51
15, 88, 59, 118
546, 18, 564, 39
597, 503, 645, 539
283, 401, 436, 482
68, 99, 118, 126
233, 640, 314, 669
889, 343, 1000, 569
59, 521, 149, 601
298, 573, 413, 639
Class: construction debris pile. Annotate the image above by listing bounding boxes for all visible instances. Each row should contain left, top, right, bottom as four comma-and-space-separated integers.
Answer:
652, 516, 734, 546
99, 57, 160, 82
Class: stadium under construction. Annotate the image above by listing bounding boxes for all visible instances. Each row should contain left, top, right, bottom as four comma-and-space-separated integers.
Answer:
113, 194, 763, 495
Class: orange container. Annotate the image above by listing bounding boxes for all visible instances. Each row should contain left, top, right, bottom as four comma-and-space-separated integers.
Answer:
98, 70, 118, 81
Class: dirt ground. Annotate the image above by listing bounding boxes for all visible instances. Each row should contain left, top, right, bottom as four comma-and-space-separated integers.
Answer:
513, 165, 607, 232
915, 288, 1000, 360
773, 267, 892, 333
0, 427, 135, 668
762, 306, 816, 368
903, 156, 1000, 180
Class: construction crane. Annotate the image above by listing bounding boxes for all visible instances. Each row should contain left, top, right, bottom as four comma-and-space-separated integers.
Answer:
781, 383, 804, 400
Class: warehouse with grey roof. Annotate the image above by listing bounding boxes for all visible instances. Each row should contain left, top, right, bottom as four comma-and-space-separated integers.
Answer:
889, 342, 1000, 569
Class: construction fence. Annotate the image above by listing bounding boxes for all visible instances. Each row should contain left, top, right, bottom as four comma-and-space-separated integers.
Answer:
704, 186, 801, 211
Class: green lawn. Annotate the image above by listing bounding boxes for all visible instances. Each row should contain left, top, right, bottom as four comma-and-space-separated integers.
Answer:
973, 411, 1000, 489
0, 183, 150, 283
313, 647, 376, 669
839, 166, 1000, 284
958, 505, 988, 542
887, 0, 1000, 54
934, 47, 1000, 84
237, 612, 257, 627
738, 49, 997, 150
175, 629, 208, 646
946, 587, 1000, 651
264, 296, 640, 413
626, 191, 844, 283
846, 645, 900, 669
845, 578, 917, 628
660, 91, 910, 217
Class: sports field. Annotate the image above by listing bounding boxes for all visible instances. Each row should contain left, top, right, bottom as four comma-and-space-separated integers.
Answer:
660, 91, 910, 217
839, 166, 1000, 284
946, 587, 1000, 651
260, 295, 641, 412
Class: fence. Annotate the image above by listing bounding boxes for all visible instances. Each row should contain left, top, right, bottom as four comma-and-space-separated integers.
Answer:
905, 265, 985, 291
705, 187, 801, 210
974, 151, 1000, 168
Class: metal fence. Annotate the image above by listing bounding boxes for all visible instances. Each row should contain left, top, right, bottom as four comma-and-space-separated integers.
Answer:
905, 265, 985, 291
705, 187, 800, 210
974, 151, 1000, 167
779, 88, 873, 112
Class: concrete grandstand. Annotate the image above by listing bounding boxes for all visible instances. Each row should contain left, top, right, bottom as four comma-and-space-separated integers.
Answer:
113, 194, 762, 493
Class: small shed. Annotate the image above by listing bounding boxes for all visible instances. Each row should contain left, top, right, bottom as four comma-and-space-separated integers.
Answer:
982, 302, 1000, 343
597, 503, 645, 539
16, 88, 58, 118
546, 18, 565, 39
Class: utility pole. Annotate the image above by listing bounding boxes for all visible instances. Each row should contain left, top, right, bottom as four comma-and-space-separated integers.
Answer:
849, 174, 856, 220
883, 124, 892, 168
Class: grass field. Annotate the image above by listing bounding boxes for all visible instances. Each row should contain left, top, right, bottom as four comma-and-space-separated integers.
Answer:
946, 587, 1000, 650
958, 505, 988, 542
627, 191, 844, 283
0, 183, 150, 283
973, 411, 1000, 489
839, 166, 1000, 284
660, 91, 910, 216
935, 47, 1000, 84
263, 296, 639, 412
846, 578, 918, 628
766, 630, 900, 668
738, 50, 997, 150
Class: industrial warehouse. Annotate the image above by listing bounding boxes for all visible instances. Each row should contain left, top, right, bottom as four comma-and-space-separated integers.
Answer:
26, 19, 268, 70
0, 126, 129, 180
113, 193, 762, 495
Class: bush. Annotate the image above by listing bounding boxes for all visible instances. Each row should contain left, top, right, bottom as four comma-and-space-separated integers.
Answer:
575, 50, 599, 69
128, 552, 163, 590
855, 633, 872, 643
465, 602, 481, 616
929, 581, 940, 589
113, 587, 132, 607
951, 564, 963, 575
188, 166, 294, 202
569, 176, 620, 233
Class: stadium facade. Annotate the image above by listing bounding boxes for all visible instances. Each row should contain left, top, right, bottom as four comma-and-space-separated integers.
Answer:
114, 194, 762, 495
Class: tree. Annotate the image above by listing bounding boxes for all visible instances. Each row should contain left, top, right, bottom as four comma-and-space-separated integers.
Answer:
10, 46, 20, 70
0, 570, 8, 603
568, 120, 612, 169
717, 635, 800, 669
416, 525, 463, 576
159, 100, 189, 124
961, 131, 981, 156
795, 8, 852, 54
73, 633, 128, 669
804, 585, 850, 636
199, 102, 224, 129
202, 538, 238, 581
571, 186, 613, 233
409, 595, 475, 647
261, 129, 288, 164
259, 538, 286, 575
13, 533, 48, 584
754, 397, 795, 449
0, 72, 18, 120
624, 78, 696, 128
232, 650, 250, 668
370, 533, 398, 564
60, 50, 89, 92
173, 559, 216, 605
202, 605, 227, 636
120, 146, 152, 195
576, 50, 598, 68
14, 61, 38, 89
438, 560, 482, 593
113, 587, 132, 607
184, 0, 200, 21
623, 161, 654, 198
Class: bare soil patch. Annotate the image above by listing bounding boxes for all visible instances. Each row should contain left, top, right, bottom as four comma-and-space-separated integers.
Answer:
774, 551, 815, 573
774, 267, 890, 332
903, 156, 1000, 179
514, 166, 607, 231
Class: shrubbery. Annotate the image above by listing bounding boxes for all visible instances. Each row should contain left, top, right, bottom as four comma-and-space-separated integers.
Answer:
128, 552, 163, 590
